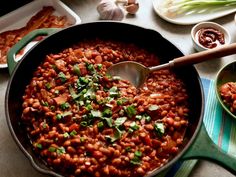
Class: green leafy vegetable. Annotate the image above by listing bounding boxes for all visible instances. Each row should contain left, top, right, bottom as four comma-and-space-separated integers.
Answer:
45, 83, 51, 90
97, 121, 104, 129
56, 147, 66, 155
48, 146, 56, 152
103, 108, 112, 117
109, 86, 120, 98
91, 110, 102, 118
70, 130, 77, 136
36, 143, 42, 149
63, 132, 70, 138
130, 151, 142, 165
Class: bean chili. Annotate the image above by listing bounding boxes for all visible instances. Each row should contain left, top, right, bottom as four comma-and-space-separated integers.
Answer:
21, 39, 189, 177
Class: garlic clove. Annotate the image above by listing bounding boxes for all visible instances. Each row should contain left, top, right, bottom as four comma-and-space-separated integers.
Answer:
97, 0, 124, 21
125, 2, 139, 14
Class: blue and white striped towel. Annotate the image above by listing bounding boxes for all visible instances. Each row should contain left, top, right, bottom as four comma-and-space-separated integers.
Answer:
164, 78, 236, 177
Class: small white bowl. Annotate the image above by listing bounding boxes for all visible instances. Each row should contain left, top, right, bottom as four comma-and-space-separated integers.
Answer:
191, 22, 231, 52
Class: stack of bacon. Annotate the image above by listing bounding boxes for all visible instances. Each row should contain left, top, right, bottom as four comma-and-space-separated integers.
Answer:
0, 6, 69, 64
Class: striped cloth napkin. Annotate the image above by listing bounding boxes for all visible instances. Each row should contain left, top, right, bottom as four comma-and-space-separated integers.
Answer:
163, 78, 236, 177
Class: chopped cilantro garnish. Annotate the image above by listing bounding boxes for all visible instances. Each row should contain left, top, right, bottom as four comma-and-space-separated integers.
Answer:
91, 110, 102, 118
109, 86, 120, 98
58, 72, 67, 83
103, 108, 112, 117
56, 147, 66, 155
125, 105, 137, 118
114, 117, 127, 127
129, 122, 139, 133
154, 122, 165, 137
97, 64, 103, 70
134, 151, 142, 157
97, 121, 104, 129
60, 102, 70, 110
103, 117, 113, 127
80, 136, 86, 142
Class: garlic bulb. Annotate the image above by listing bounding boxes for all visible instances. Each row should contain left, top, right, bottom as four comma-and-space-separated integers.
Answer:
97, 0, 124, 21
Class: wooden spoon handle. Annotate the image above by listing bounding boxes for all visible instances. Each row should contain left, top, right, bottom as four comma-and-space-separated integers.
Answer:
172, 43, 236, 67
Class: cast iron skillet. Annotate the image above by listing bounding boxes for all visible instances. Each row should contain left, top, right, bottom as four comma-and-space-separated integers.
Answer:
5, 22, 236, 177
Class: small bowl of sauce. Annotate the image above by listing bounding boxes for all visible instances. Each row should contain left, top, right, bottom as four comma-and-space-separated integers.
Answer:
191, 22, 231, 52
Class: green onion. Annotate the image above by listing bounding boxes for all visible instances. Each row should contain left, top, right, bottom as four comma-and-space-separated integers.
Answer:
36, 143, 42, 149
130, 150, 142, 165
97, 64, 103, 70
63, 132, 70, 138
48, 146, 56, 152
80, 121, 88, 127
70, 130, 77, 136
129, 122, 139, 132
97, 121, 104, 129
103, 117, 113, 127
162, 0, 236, 17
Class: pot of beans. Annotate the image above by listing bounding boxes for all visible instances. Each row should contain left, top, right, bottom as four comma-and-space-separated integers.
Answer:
5, 22, 236, 177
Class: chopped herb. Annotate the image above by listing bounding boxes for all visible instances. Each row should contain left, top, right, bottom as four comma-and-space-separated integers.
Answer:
103, 117, 113, 127
144, 114, 151, 122
130, 156, 141, 165
125, 105, 137, 118
56, 111, 72, 120
85, 104, 93, 111
109, 86, 120, 98
154, 122, 165, 137
41, 100, 49, 107
69, 86, 80, 100
79, 77, 89, 84
135, 115, 142, 120
50, 105, 55, 110
87, 63, 95, 73
117, 98, 128, 105
80, 121, 88, 127
48, 146, 56, 152
130, 150, 143, 165
148, 105, 159, 111
45, 83, 51, 90
105, 127, 123, 143
97, 64, 103, 70
63, 132, 70, 138
114, 117, 127, 127
42, 120, 47, 129
58, 72, 67, 83
70, 130, 77, 136
60, 102, 70, 110
91, 110, 102, 118
36, 143, 42, 149
134, 151, 142, 157
73, 64, 81, 76
56, 147, 66, 155
83, 88, 96, 100
103, 108, 112, 117
97, 121, 104, 129
56, 114, 63, 120
55, 90, 59, 95
129, 122, 139, 132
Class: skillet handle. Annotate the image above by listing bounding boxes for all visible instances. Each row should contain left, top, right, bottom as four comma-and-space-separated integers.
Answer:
7, 28, 60, 75
182, 124, 236, 175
